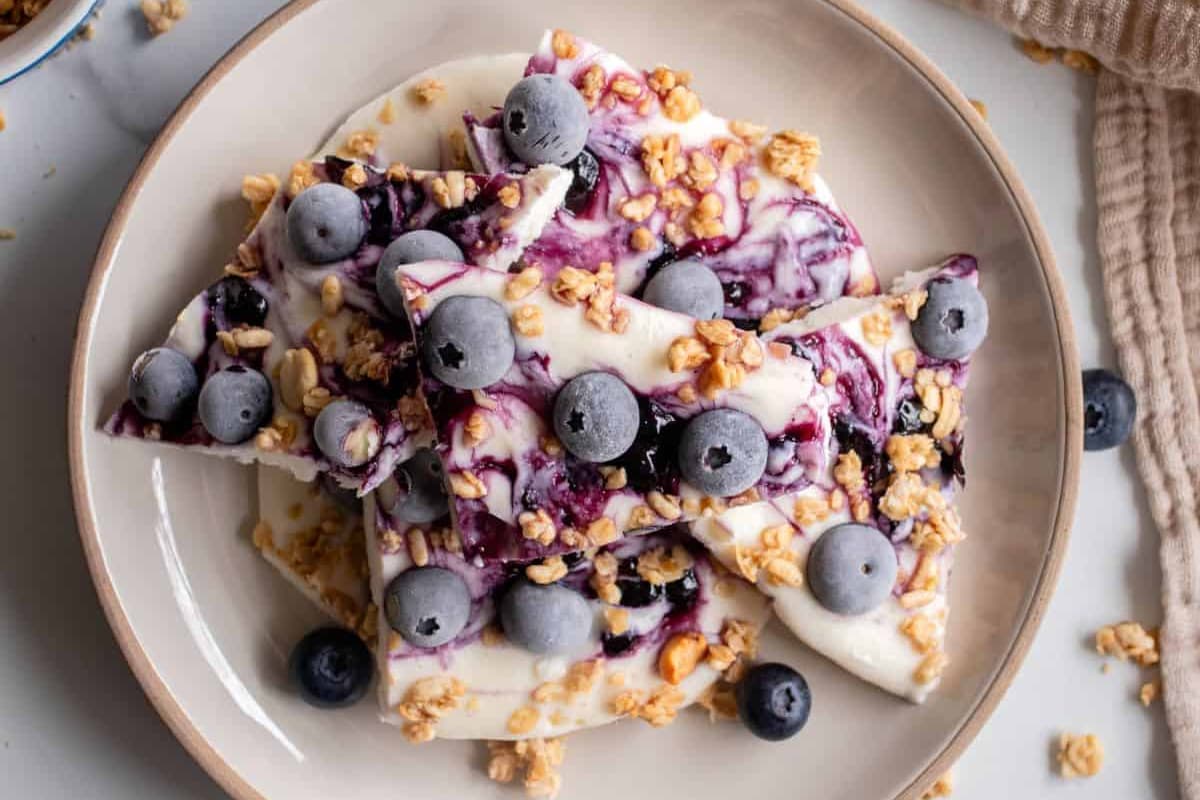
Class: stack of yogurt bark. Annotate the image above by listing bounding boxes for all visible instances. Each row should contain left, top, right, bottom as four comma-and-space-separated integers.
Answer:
107, 29, 987, 794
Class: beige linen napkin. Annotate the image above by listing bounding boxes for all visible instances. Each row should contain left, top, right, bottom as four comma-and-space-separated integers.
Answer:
945, 0, 1200, 796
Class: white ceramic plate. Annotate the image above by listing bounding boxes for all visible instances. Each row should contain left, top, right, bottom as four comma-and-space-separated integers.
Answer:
69, 1, 1081, 798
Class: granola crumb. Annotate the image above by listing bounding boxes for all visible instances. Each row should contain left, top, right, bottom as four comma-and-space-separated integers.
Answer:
1139, 679, 1161, 706
377, 97, 397, 125
1057, 732, 1103, 778
1018, 37, 1057, 64
1062, 49, 1099, 73
0, 228, 14, 240
0, 110, 5, 132
968, 98, 988, 120
487, 738, 566, 798
412, 78, 447, 106
1095, 621, 1159, 666
141, 0, 188, 36
920, 772, 953, 799
762, 130, 820, 192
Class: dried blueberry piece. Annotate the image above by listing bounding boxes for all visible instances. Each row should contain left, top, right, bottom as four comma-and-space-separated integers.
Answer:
806, 523, 897, 616
665, 568, 699, 609
912, 277, 988, 360
502, 74, 590, 166
602, 632, 634, 657
1083, 368, 1136, 451
288, 627, 373, 709
616, 558, 662, 608
564, 148, 600, 213
893, 397, 926, 434
286, 183, 367, 264
128, 347, 199, 423
384, 567, 472, 648
723, 280, 749, 306
206, 276, 268, 327
421, 295, 515, 390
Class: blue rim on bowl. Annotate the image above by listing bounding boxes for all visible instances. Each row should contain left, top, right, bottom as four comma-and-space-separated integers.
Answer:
0, 0, 102, 86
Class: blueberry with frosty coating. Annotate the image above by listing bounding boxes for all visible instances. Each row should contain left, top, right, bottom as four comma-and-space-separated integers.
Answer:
553, 372, 640, 463
289, 626, 373, 708
128, 347, 199, 422
375, 231, 465, 317
286, 183, 367, 264
390, 447, 449, 524
499, 579, 593, 655
912, 277, 988, 360
678, 409, 768, 496
314, 399, 381, 468
642, 260, 724, 320
421, 295, 515, 390
197, 365, 272, 444
806, 522, 898, 616
502, 74, 590, 166
384, 567, 472, 649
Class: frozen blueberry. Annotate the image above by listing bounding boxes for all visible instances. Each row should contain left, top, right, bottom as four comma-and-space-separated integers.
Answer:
1083, 368, 1136, 451
128, 347, 199, 422
206, 276, 268, 327
384, 567, 471, 649
564, 148, 600, 213
911, 277, 988, 360
499, 579, 593, 655
678, 409, 768, 496
319, 474, 360, 512
502, 74, 590, 166
375, 231, 465, 317
553, 372, 640, 463
288, 627, 373, 708
421, 295, 515, 390
735, 662, 812, 741
314, 399, 381, 468
642, 260, 724, 320
286, 183, 367, 264
389, 447, 449, 524
806, 523, 897, 616
197, 366, 272, 444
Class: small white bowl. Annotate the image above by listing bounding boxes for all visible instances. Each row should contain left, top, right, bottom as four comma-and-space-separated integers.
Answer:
0, 0, 99, 86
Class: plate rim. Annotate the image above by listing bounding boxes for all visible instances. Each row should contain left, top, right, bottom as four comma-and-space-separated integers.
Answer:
66, 1, 1082, 797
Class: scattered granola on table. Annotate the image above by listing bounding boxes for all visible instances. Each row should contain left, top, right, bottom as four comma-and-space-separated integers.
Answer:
1057, 732, 1104, 778
141, 0, 189, 36
0, 0, 50, 42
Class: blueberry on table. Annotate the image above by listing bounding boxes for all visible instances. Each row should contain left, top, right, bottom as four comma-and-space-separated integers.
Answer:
314, 400, 381, 468
375, 231, 465, 318
911, 277, 988, 360
553, 372, 640, 463
735, 662, 812, 741
286, 183, 367, 264
197, 365, 272, 444
384, 566, 472, 649
1083, 368, 1136, 451
678, 409, 768, 497
206, 275, 268, 327
288, 627, 373, 708
502, 74, 590, 166
389, 447, 449, 524
499, 579, 593, 655
128, 347, 199, 422
806, 523, 898, 616
421, 295, 515, 390
642, 260, 724, 320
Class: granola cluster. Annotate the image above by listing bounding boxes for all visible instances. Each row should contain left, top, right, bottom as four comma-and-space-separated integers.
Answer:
667, 318, 766, 400
0, 0, 49, 41
1056, 732, 1104, 778
487, 738, 567, 798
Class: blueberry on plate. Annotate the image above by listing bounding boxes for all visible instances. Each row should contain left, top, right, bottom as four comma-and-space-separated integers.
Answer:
806, 522, 897, 616
384, 566, 472, 649
197, 365, 273, 444
206, 275, 269, 327
553, 372, 640, 463
389, 447, 449, 524
502, 74, 590, 166
735, 662, 812, 741
288, 627, 373, 708
911, 277, 988, 360
286, 183, 367, 264
1083, 368, 1136, 451
642, 260, 724, 320
375, 231, 465, 318
421, 295, 516, 390
499, 579, 593, 655
314, 399, 381, 468
678, 409, 768, 497
128, 347, 199, 422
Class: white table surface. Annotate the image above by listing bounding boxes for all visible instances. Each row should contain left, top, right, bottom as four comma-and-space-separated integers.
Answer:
0, 1, 1178, 797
